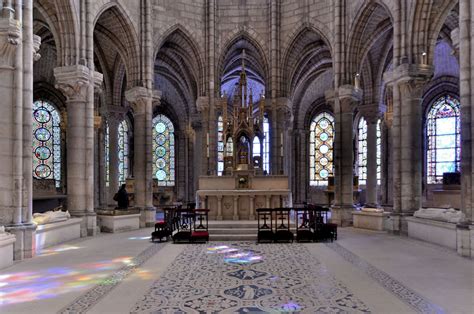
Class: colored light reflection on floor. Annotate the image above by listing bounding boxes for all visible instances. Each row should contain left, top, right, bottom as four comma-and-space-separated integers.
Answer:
0, 257, 135, 306
37, 245, 82, 257
128, 236, 151, 240
279, 301, 302, 312
207, 245, 262, 264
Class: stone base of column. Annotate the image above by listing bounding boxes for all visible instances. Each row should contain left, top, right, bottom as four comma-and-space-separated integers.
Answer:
330, 205, 355, 227
233, 215, 239, 221
139, 207, 156, 228
216, 215, 223, 221
249, 215, 255, 220
456, 223, 473, 258
5, 223, 37, 260
86, 212, 98, 236
384, 212, 414, 235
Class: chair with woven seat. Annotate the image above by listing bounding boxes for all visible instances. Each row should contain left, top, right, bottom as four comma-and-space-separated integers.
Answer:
172, 208, 194, 243
274, 208, 294, 242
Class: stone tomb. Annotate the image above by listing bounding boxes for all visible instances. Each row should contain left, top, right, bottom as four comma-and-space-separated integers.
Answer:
197, 173, 291, 220
0, 228, 16, 269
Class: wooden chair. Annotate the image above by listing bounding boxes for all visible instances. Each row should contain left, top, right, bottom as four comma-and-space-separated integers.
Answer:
295, 206, 315, 242
256, 208, 274, 243
190, 209, 210, 243
172, 208, 194, 243
274, 208, 294, 242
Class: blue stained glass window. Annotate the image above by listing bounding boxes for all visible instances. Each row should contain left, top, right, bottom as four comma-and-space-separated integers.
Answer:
263, 116, 270, 174
217, 115, 224, 176
310, 112, 334, 186
253, 137, 261, 156
105, 122, 110, 188
376, 119, 381, 185
153, 114, 175, 186
426, 95, 460, 184
358, 117, 368, 185
32, 100, 61, 188
118, 120, 129, 185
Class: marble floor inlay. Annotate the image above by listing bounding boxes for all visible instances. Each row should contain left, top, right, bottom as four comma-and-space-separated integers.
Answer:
131, 242, 371, 313
325, 242, 445, 314
59, 242, 167, 314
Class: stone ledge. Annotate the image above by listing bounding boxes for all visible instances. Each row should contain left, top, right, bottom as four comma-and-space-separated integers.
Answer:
98, 214, 140, 233
35, 218, 82, 251
406, 217, 457, 250
353, 211, 389, 231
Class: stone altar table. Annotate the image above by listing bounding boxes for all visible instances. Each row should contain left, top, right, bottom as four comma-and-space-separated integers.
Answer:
196, 174, 291, 220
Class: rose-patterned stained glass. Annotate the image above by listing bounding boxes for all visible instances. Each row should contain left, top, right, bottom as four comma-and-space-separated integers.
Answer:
358, 117, 368, 185
376, 119, 382, 185
427, 95, 460, 184
105, 122, 110, 187
152, 114, 175, 186
217, 115, 224, 176
310, 112, 334, 186
32, 100, 61, 188
118, 120, 129, 185
263, 116, 270, 174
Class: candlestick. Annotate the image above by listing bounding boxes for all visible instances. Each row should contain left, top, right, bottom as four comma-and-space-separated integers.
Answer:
206, 132, 210, 158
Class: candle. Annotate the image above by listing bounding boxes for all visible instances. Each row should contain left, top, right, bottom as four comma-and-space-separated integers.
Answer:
206, 132, 210, 158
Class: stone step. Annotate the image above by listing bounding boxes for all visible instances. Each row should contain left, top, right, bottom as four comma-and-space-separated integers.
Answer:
209, 228, 257, 235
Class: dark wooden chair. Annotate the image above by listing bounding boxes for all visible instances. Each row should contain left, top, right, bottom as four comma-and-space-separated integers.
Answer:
256, 208, 274, 243
172, 208, 194, 243
274, 208, 294, 242
295, 206, 315, 242
190, 209, 210, 243
151, 207, 176, 242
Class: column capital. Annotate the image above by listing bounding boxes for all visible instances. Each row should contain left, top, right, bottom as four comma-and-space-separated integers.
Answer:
358, 104, 385, 124
196, 96, 209, 112
33, 34, 41, 62
54, 65, 103, 102
450, 27, 459, 58
0, 18, 21, 68
383, 63, 433, 87
325, 85, 362, 112
107, 105, 128, 123
125, 87, 161, 114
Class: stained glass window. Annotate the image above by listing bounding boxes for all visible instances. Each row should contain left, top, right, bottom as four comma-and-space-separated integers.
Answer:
152, 114, 175, 186
118, 120, 129, 185
32, 100, 61, 188
226, 137, 233, 156
309, 112, 334, 186
263, 116, 270, 174
427, 95, 460, 184
253, 137, 261, 157
376, 119, 381, 185
358, 117, 368, 185
105, 122, 110, 188
217, 115, 224, 176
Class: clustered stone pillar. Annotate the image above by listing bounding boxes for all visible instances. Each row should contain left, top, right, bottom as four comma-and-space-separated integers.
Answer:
1, 0, 39, 260
363, 111, 382, 207
54, 65, 103, 237
326, 86, 362, 226
384, 64, 432, 234
125, 87, 160, 227
458, 0, 473, 257
107, 116, 120, 204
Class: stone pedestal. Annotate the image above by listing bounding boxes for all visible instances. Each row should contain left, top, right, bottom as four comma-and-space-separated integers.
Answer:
98, 213, 140, 233
406, 217, 457, 250
5, 224, 36, 260
353, 210, 389, 231
456, 223, 474, 258
35, 218, 82, 251
0, 233, 16, 269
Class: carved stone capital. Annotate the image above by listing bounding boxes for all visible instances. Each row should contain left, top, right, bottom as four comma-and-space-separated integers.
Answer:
196, 96, 209, 113
358, 104, 385, 124
33, 34, 41, 62
0, 18, 21, 68
451, 27, 459, 58
54, 65, 91, 102
107, 105, 128, 123
125, 87, 161, 114
325, 86, 362, 113
190, 113, 202, 130
383, 63, 433, 89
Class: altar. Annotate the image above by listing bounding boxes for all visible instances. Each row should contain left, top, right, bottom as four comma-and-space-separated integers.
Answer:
197, 174, 291, 220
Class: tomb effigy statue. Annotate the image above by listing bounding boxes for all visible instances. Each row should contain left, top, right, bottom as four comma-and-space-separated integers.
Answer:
114, 184, 130, 209
414, 207, 466, 223
33, 209, 70, 225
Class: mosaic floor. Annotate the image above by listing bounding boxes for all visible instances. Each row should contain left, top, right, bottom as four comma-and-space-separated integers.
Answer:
131, 242, 371, 313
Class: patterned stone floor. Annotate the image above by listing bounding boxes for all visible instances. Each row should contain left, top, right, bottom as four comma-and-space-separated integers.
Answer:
131, 242, 371, 313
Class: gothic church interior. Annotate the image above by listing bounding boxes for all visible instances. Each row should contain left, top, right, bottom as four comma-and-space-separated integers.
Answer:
0, 0, 473, 313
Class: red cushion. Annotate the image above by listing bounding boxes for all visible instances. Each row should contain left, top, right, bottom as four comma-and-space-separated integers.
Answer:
191, 231, 209, 237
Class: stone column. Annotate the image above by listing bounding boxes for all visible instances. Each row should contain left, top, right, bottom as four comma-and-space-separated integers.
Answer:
359, 108, 383, 207
125, 87, 160, 227
384, 64, 432, 234
107, 117, 120, 204
233, 196, 239, 220
216, 195, 223, 220
326, 86, 362, 226
458, 0, 473, 257
197, 97, 210, 174
54, 65, 103, 237
249, 195, 255, 220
